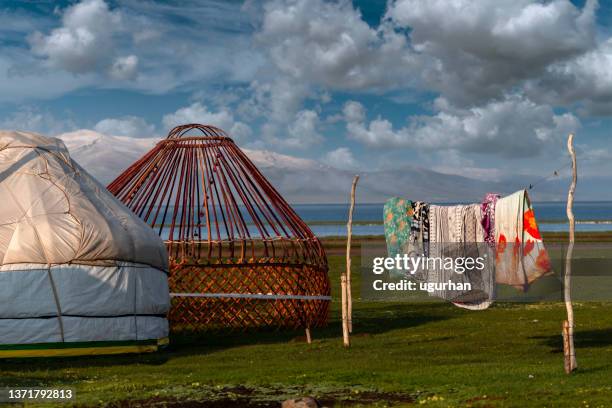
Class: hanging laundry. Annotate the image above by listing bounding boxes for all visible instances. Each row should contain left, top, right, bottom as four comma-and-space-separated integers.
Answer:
406, 201, 430, 281
410, 201, 430, 256
481, 193, 500, 245
384, 198, 430, 280
382, 190, 550, 310
494, 189, 552, 290
428, 204, 495, 310
383, 197, 412, 277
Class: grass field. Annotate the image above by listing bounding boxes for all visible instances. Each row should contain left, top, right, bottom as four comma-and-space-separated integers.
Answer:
1, 234, 612, 407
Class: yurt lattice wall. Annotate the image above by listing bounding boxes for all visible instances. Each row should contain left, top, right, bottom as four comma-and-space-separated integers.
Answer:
108, 124, 331, 331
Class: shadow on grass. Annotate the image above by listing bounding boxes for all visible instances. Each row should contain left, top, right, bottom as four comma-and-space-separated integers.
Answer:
0, 352, 174, 393
167, 302, 453, 356
0, 351, 171, 373
530, 328, 612, 354
0, 303, 453, 373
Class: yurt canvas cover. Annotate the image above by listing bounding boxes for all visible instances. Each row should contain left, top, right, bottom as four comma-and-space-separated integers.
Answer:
0, 131, 170, 357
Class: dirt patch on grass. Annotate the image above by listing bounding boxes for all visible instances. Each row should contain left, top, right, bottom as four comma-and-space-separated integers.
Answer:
463, 395, 506, 407
318, 390, 414, 406
108, 396, 276, 407
106, 386, 415, 407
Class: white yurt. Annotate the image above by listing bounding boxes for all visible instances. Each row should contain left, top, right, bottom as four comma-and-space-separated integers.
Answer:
0, 131, 170, 357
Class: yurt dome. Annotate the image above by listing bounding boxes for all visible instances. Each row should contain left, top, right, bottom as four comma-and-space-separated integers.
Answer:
0, 131, 170, 357
108, 124, 330, 331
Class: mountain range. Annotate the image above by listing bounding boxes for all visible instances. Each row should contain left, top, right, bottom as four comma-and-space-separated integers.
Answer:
56, 130, 605, 203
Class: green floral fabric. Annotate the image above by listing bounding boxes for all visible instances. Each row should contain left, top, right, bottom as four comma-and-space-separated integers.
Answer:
383, 197, 412, 275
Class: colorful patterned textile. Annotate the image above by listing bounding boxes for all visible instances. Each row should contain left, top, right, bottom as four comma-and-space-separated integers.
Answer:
428, 205, 495, 309
410, 201, 430, 256
481, 193, 500, 245
383, 198, 431, 279
494, 190, 552, 290
384, 197, 412, 276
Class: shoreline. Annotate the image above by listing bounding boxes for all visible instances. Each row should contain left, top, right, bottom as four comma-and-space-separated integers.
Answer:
305, 219, 612, 225
320, 231, 612, 255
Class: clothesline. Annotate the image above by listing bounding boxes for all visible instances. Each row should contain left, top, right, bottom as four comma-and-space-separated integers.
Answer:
383, 190, 553, 311
524, 151, 587, 191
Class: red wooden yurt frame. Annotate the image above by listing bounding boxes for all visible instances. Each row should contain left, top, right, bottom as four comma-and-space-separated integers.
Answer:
108, 124, 330, 331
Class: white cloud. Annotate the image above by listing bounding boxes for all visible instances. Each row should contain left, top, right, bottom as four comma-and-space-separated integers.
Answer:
3, 0, 609, 188
257, 0, 419, 91
283, 109, 323, 149
343, 100, 410, 147
342, 101, 366, 124
109, 55, 138, 80
119, 1, 264, 91
93, 116, 155, 138
162, 102, 252, 142
257, 109, 323, 150
162, 102, 230, 129
0, 107, 76, 135
248, 0, 598, 142
21, 0, 262, 97
386, 0, 597, 104
344, 96, 580, 157
228, 122, 253, 143
0, 47, 98, 103
323, 147, 358, 170
241, 79, 312, 124
8, 0, 609, 121
241, 0, 422, 141
525, 38, 612, 114
29, 0, 124, 75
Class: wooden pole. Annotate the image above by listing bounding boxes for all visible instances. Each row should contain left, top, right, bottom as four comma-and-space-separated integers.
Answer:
346, 175, 359, 333
342, 175, 359, 347
341, 274, 350, 347
563, 133, 578, 373
562, 320, 571, 373
305, 327, 312, 344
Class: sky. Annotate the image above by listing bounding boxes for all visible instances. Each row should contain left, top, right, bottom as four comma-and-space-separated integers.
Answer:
1, 0, 612, 201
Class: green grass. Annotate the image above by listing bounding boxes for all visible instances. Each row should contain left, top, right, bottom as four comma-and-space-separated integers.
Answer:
1, 238, 612, 407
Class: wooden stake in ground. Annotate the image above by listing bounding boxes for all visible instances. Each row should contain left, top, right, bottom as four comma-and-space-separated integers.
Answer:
563, 133, 578, 373
305, 327, 312, 344
342, 175, 359, 347
341, 274, 350, 347
346, 175, 359, 334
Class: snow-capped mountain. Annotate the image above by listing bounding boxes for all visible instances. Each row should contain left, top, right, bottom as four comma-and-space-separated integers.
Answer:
54, 130, 582, 203
57, 130, 323, 184
58, 130, 159, 184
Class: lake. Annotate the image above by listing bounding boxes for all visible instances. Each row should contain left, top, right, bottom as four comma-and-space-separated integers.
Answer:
157, 201, 612, 239
290, 202, 612, 237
